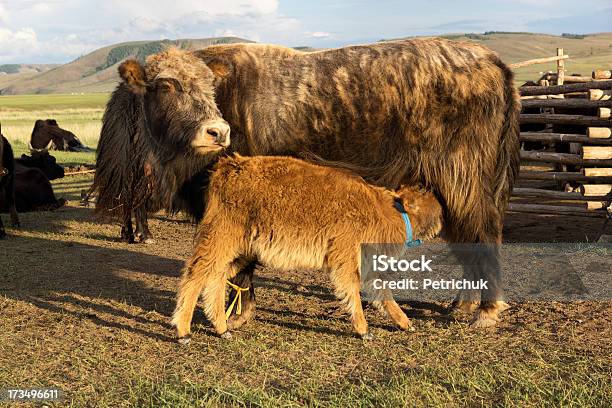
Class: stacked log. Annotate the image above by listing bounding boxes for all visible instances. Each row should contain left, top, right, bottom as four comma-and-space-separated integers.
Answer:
514, 74, 612, 218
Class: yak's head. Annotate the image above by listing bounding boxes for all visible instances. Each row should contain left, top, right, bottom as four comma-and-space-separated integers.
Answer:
118, 48, 230, 156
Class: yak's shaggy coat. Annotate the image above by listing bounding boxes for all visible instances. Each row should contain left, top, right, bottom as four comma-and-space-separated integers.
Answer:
172, 154, 443, 341
0, 125, 19, 238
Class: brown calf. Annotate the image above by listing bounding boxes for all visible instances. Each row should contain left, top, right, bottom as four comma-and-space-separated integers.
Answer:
172, 155, 443, 343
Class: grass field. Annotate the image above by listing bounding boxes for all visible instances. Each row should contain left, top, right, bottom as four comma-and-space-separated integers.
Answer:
0, 175, 610, 407
0, 93, 107, 165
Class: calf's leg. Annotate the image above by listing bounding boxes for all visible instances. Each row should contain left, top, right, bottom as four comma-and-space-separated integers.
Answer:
326, 244, 371, 339
226, 260, 258, 330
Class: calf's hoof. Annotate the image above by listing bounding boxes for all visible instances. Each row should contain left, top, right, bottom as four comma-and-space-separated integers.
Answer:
360, 332, 375, 341
227, 303, 255, 330
220, 331, 232, 339
177, 334, 191, 345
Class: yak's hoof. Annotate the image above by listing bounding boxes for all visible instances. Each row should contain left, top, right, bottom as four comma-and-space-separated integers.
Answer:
0, 232, 6, 240
177, 334, 191, 345
449, 300, 479, 315
361, 332, 375, 341
220, 331, 232, 339
470, 316, 498, 329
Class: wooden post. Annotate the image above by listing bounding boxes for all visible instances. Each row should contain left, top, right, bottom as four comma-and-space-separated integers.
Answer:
556, 48, 564, 86
600, 108, 611, 119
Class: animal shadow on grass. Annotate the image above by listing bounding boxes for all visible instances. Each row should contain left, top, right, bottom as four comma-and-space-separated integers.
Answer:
0, 209, 182, 343
251, 275, 453, 334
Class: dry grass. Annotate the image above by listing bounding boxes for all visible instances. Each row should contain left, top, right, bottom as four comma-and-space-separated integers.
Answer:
0, 175, 610, 407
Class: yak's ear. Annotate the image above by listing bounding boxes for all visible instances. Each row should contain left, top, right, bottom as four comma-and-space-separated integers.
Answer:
118, 59, 147, 94
206, 58, 232, 78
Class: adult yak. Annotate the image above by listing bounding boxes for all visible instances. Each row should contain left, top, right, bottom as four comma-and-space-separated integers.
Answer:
94, 38, 520, 329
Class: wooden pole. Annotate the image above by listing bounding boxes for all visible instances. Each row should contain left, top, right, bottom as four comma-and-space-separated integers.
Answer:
64, 169, 96, 176
519, 170, 612, 183
520, 150, 612, 166
519, 114, 612, 127
507, 203, 608, 218
512, 187, 610, 201
587, 127, 612, 139
580, 184, 612, 196
509, 54, 569, 69
556, 48, 564, 86
582, 147, 612, 160
520, 132, 612, 146
520, 99, 612, 109
593, 69, 612, 80
583, 168, 612, 177
599, 108, 611, 119
519, 80, 612, 96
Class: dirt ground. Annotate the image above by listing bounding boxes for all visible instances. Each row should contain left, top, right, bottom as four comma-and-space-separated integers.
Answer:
0, 175, 610, 407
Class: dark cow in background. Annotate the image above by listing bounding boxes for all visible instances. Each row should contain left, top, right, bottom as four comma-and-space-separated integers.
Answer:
11, 164, 66, 212
95, 39, 520, 328
0, 124, 20, 238
30, 119, 90, 152
17, 152, 65, 180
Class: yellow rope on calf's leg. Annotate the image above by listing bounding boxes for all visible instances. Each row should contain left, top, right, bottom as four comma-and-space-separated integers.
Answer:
225, 280, 250, 320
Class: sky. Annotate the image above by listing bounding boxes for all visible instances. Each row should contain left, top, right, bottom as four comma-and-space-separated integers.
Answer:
0, 0, 610, 64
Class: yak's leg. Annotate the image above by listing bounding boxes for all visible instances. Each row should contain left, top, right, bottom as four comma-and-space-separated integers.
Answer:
326, 245, 371, 339
8, 174, 19, 227
443, 183, 508, 327
226, 260, 257, 330
134, 206, 154, 244
120, 209, 135, 244
0, 215, 5, 239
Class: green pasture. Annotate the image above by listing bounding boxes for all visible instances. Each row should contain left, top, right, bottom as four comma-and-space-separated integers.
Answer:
0, 93, 107, 165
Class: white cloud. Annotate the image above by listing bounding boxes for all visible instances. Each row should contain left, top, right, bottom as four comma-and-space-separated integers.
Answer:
310, 31, 331, 38
0, 0, 303, 63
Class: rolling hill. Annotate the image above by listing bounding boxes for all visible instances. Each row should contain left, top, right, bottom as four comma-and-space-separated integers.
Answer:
0, 37, 251, 95
1, 32, 611, 95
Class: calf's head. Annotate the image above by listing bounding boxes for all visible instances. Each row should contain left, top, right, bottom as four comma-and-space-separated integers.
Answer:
396, 185, 444, 240
118, 48, 230, 156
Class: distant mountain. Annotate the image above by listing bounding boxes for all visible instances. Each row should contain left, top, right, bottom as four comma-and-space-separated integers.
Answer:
2, 32, 611, 94
0, 37, 251, 95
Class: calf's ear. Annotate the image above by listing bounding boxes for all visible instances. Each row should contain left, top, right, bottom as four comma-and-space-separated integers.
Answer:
119, 59, 147, 94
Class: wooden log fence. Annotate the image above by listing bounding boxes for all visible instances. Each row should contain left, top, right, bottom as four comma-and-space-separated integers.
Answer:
519, 132, 612, 146
519, 80, 612, 96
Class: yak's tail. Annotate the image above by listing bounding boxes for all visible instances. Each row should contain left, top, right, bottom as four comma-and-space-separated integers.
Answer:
91, 83, 151, 220
492, 60, 521, 216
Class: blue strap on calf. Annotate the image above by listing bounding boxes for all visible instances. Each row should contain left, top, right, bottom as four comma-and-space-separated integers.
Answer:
394, 200, 422, 247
